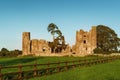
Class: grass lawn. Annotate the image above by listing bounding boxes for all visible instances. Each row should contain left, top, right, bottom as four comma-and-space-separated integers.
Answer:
0, 56, 99, 66
1, 56, 119, 80
0, 56, 99, 73
30, 60, 120, 80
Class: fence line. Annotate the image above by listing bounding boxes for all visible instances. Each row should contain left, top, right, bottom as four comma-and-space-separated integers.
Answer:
0, 56, 120, 80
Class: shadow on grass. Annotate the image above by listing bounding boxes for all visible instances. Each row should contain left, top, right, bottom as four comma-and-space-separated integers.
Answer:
0, 57, 41, 66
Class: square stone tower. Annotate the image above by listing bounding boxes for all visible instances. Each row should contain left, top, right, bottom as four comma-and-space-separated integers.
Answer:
22, 32, 31, 55
72, 26, 97, 56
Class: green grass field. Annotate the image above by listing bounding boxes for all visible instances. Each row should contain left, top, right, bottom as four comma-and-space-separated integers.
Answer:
0, 56, 99, 73
0, 56, 99, 66
30, 59, 120, 80
0, 56, 120, 80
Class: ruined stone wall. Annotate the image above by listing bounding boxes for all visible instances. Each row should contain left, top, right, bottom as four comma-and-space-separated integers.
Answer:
22, 32, 31, 55
37, 39, 50, 55
72, 26, 97, 56
91, 27, 97, 53
22, 32, 50, 56
31, 39, 38, 55
22, 26, 97, 57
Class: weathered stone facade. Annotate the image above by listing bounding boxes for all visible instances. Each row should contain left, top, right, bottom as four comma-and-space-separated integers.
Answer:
22, 32, 31, 55
22, 32, 50, 56
22, 26, 97, 56
72, 26, 97, 56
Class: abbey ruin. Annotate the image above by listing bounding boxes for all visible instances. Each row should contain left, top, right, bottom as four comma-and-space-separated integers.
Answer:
72, 26, 97, 56
22, 26, 97, 56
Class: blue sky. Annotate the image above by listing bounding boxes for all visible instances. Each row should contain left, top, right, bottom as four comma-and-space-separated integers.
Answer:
0, 0, 120, 50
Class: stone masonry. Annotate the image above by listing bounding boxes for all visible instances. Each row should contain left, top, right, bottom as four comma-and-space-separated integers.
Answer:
22, 32, 31, 55
22, 32, 50, 56
22, 26, 97, 56
72, 26, 97, 56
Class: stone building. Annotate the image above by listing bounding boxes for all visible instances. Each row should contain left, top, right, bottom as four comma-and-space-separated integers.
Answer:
72, 26, 97, 56
22, 26, 97, 56
22, 32, 31, 55
22, 32, 50, 56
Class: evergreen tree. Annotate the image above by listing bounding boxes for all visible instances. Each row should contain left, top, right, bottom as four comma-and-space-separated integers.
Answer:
47, 23, 66, 53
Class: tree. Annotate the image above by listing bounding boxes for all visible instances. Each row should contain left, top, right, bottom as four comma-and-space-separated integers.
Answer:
0, 48, 9, 56
47, 23, 66, 53
0, 48, 22, 57
47, 23, 58, 40
9, 49, 22, 56
95, 25, 120, 53
54, 29, 62, 37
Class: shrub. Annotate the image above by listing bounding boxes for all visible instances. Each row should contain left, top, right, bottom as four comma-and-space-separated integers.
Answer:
93, 48, 104, 54
0, 48, 22, 57
93, 48, 111, 54
0, 48, 9, 56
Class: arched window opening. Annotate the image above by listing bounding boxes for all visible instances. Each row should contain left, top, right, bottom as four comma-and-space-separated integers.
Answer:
84, 35, 86, 37
42, 47, 46, 52
83, 40, 86, 44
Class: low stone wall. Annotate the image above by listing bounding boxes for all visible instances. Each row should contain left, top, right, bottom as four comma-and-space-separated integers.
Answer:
34, 52, 71, 57
93, 53, 120, 57
30, 52, 90, 57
